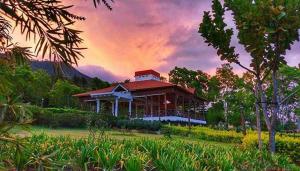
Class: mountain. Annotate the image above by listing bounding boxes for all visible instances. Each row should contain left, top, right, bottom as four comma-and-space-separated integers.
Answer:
77, 65, 125, 83
30, 60, 91, 80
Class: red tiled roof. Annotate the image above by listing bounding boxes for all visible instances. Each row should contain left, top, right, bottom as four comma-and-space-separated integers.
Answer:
187, 87, 196, 94
135, 70, 160, 77
122, 80, 173, 91
73, 80, 198, 97
73, 86, 115, 97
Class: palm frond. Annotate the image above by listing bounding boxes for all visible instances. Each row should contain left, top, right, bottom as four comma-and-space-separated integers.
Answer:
92, 0, 114, 9
0, 16, 11, 42
0, 0, 86, 65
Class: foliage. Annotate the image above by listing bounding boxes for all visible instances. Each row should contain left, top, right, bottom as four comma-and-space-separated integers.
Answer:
216, 64, 239, 90
0, 0, 83, 64
31, 106, 161, 131
169, 66, 210, 97
206, 101, 225, 125
14, 66, 52, 105
0, 0, 113, 65
0, 134, 298, 170
243, 132, 300, 162
116, 119, 161, 131
162, 125, 243, 143
199, 0, 300, 152
31, 106, 93, 128
49, 80, 82, 108
207, 76, 221, 101
277, 65, 300, 123
90, 77, 110, 90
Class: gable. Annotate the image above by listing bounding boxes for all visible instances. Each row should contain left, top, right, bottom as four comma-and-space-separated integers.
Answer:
112, 84, 128, 92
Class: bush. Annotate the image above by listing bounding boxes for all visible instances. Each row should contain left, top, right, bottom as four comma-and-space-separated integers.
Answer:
30, 106, 160, 131
30, 106, 104, 128
162, 125, 243, 143
45, 108, 89, 114
116, 119, 161, 131
34, 110, 87, 128
242, 133, 300, 161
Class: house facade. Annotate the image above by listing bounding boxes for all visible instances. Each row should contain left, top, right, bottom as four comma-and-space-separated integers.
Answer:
74, 70, 207, 124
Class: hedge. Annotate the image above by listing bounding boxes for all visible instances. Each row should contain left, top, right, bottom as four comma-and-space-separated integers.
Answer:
242, 133, 300, 162
29, 106, 161, 131
116, 119, 161, 131
162, 125, 243, 143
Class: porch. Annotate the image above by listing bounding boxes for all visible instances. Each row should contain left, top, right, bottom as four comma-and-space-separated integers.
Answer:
87, 91, 206, 124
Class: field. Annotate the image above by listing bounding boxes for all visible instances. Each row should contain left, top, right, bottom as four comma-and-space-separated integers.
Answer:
16, 126, 235, 147
1, 126, 299, 170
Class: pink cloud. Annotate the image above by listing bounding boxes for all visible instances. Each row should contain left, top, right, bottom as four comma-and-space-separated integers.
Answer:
12, 0, 300, 82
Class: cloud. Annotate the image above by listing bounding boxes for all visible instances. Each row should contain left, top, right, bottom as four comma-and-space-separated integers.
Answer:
13, 0, 299, 81
76, 65, 126, 82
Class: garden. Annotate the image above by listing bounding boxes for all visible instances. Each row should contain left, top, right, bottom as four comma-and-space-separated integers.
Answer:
0, 106, 299, 170
1, 126, 300, 170
0, 0, 300, 170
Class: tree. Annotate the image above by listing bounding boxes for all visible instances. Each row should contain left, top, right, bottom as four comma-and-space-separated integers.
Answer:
26, 70, 52, 106
49, 80, 82, 108
277, 65, 300, 129
216, 64, 239, 90
215, 63, 240, 127
72, 76, 88, 88
207, 76, 221, 101
225, 76, 256, 134
169, 66, 210, 97
206, 101, 225, 125
199, 0, 300, 152
90, 77, 110, 90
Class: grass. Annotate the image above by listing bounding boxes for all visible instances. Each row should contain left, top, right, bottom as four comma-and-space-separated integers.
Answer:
14, 126, 236, 147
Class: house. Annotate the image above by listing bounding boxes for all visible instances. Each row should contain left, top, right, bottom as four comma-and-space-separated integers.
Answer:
74, 70, 207, 124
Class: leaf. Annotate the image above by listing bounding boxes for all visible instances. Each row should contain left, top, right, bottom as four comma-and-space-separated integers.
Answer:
277, 12, 286, 20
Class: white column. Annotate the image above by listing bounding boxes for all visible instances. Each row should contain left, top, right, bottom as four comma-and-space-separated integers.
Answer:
96, 99, 100, 113
115, 97, 119, 117
128, 100, 132, 118
111, 101, 115, 115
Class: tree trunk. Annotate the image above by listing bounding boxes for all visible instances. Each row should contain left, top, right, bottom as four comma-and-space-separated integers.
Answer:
255, 85, 262, 150
257, 78, 276, 152
257, 79, 271, 130
269, 70, 280, 153
269, 127, 276, 153
224, 100, 228, 129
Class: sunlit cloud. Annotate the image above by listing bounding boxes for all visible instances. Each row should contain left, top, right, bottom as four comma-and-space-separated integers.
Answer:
12, 0, 299, 81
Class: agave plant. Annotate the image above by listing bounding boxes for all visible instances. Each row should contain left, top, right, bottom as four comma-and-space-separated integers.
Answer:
124, 154, 145, 171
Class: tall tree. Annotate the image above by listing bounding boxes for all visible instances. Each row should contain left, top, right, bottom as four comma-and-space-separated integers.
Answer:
215, 63, 239, 126
169, 66, 209, 97
199, 0, 300, 152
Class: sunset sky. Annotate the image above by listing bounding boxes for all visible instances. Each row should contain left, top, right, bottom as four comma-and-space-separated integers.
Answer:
15, 0, 299, 82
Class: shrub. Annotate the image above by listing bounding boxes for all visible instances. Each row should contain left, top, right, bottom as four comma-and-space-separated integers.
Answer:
34, 110, 87, 128
30, 106, 160, 131
162, 125, 243, 143
116, 119, 161, 131
30, 106, 104, 128
243, 133, 300, 161
45, 107, 89, 114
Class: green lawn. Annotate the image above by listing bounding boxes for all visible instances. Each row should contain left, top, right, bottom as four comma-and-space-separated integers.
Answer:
15, 126, 236, 147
